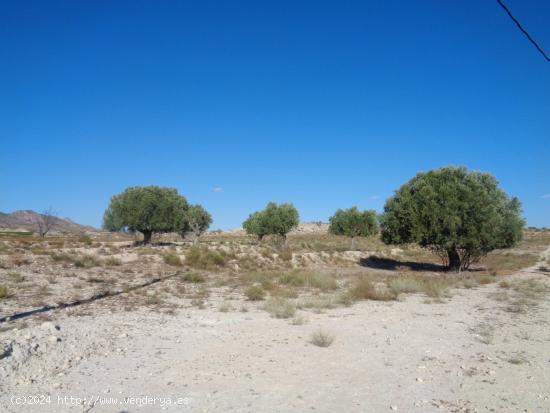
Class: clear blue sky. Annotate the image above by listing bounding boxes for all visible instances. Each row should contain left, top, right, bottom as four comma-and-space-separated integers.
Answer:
1, 0, 549, 229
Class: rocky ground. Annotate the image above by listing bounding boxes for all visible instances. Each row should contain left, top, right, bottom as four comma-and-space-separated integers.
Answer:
0, 232, 549, 412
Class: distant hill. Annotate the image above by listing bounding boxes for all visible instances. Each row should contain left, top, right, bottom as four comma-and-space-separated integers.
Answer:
0, 210, 97, 233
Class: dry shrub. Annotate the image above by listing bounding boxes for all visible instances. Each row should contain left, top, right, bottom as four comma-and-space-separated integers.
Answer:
310, 329, 335, 347
0, 285, 8, 298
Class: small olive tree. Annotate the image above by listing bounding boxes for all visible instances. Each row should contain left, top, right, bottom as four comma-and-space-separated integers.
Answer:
328, 207, 378, 250
380, 166, 525, 272
243, 202, 299, 243
183, 204, 212, 245
103, 186, 188, 244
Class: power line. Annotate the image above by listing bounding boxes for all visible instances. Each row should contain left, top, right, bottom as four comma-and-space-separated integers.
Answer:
496, 0, 550, 62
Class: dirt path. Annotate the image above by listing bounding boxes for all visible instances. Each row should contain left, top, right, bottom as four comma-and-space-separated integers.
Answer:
1, 249, 549, 413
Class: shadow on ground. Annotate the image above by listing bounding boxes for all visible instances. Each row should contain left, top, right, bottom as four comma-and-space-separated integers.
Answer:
359, 255, 447, 272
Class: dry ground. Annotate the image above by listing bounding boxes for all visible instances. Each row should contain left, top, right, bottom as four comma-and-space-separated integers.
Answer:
0, 229, 549, 412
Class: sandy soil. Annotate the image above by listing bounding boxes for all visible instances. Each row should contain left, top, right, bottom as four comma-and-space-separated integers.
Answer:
1, 249, 549, 413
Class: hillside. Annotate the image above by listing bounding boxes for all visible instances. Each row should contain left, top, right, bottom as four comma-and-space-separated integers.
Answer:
0, 210, 96, 233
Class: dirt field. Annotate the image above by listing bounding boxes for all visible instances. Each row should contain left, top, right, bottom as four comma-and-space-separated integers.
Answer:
1, 230, 549, 412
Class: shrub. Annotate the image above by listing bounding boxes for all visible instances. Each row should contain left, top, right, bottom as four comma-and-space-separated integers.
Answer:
7, 272, 24, 283
349, 277, 397, 301
74, 255, 101, 268
0, 285, 8, 298
163, 253, 182, 267
185, 246, 227, 270
181, 272, 206, 283
104, 257, 122, 266
245, 285, 266, 301
310, 329, 335, 347
263, 298, 296, 318
78, 234, 92, 245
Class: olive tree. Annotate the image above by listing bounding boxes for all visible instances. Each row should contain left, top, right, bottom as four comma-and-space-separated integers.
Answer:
103, 186, 188, 244
243, 202, 299, 243
183, 204, 212, 245
380, 166, 525, 272
328, 207, 378, 250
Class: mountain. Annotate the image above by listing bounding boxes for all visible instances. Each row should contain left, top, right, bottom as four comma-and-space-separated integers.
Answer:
0, 210, 97, 233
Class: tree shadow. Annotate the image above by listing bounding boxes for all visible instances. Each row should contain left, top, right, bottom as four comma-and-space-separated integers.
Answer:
359, 255, 448, 272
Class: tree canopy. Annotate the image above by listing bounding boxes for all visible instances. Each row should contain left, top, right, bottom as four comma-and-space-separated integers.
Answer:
243, 202, 299, 240
380, 166, 525, 271
184, 204, 213, 244
328, 207, 378, 249
103, 186, 189, 243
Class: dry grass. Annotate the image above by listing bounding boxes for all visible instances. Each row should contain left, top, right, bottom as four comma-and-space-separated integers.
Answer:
104, 257, 122, 266
480, 252, 538, 275
309, 329, 335, 347
278, 270, 338, 291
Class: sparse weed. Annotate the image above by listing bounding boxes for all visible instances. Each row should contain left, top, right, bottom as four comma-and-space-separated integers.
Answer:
163, 253, 182, 267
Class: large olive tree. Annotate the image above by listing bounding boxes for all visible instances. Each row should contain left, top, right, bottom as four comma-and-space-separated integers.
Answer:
103, 186, 189, 244
328, 207, 378, 250
380, 166, 524, 272
243, 202, 299, 242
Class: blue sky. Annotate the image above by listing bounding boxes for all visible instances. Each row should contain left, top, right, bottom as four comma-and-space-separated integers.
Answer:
1, 0, 549, 229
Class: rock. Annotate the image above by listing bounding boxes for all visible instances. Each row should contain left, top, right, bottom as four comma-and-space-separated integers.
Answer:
390, 406, 398, 411
48, 336, 61, 344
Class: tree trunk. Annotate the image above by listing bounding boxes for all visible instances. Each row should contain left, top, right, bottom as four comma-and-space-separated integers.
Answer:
447, 249, 461, 272
142, 230, 153, 244
350, 237, 356, 250
193, 233, 199, 245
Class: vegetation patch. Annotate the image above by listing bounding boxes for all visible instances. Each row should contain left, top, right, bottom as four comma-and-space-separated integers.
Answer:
309, 329, 335, 347
245, 285, 266, 301
185, 246, 228, 270
263, 298, 296, 318
163, 253, 182, 267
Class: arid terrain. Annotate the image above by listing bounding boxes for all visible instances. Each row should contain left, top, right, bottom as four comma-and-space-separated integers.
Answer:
1, 227, 549, 412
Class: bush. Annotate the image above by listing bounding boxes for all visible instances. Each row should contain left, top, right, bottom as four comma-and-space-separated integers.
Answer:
349, 277, 397, 301
278, 271, 337, 291
0, 285, 8, 298
163, 253, 182, 267
181, 272, 205, 283
74, 255, 101, 268
104, 257, 122, 266
245, 285, 266, 301
263, 298, 296, 318
78, 234, 92, 245
185, 246, 227, 270
310, 329, 335, 347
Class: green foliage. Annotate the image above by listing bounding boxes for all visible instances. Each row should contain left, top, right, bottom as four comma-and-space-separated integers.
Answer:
183, 204, 212, 242
328, 207, 378, 248
243, 202, 299, 240
380, 166, 525, 271
103, 186, 189, 243
181, 272, 206, 283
